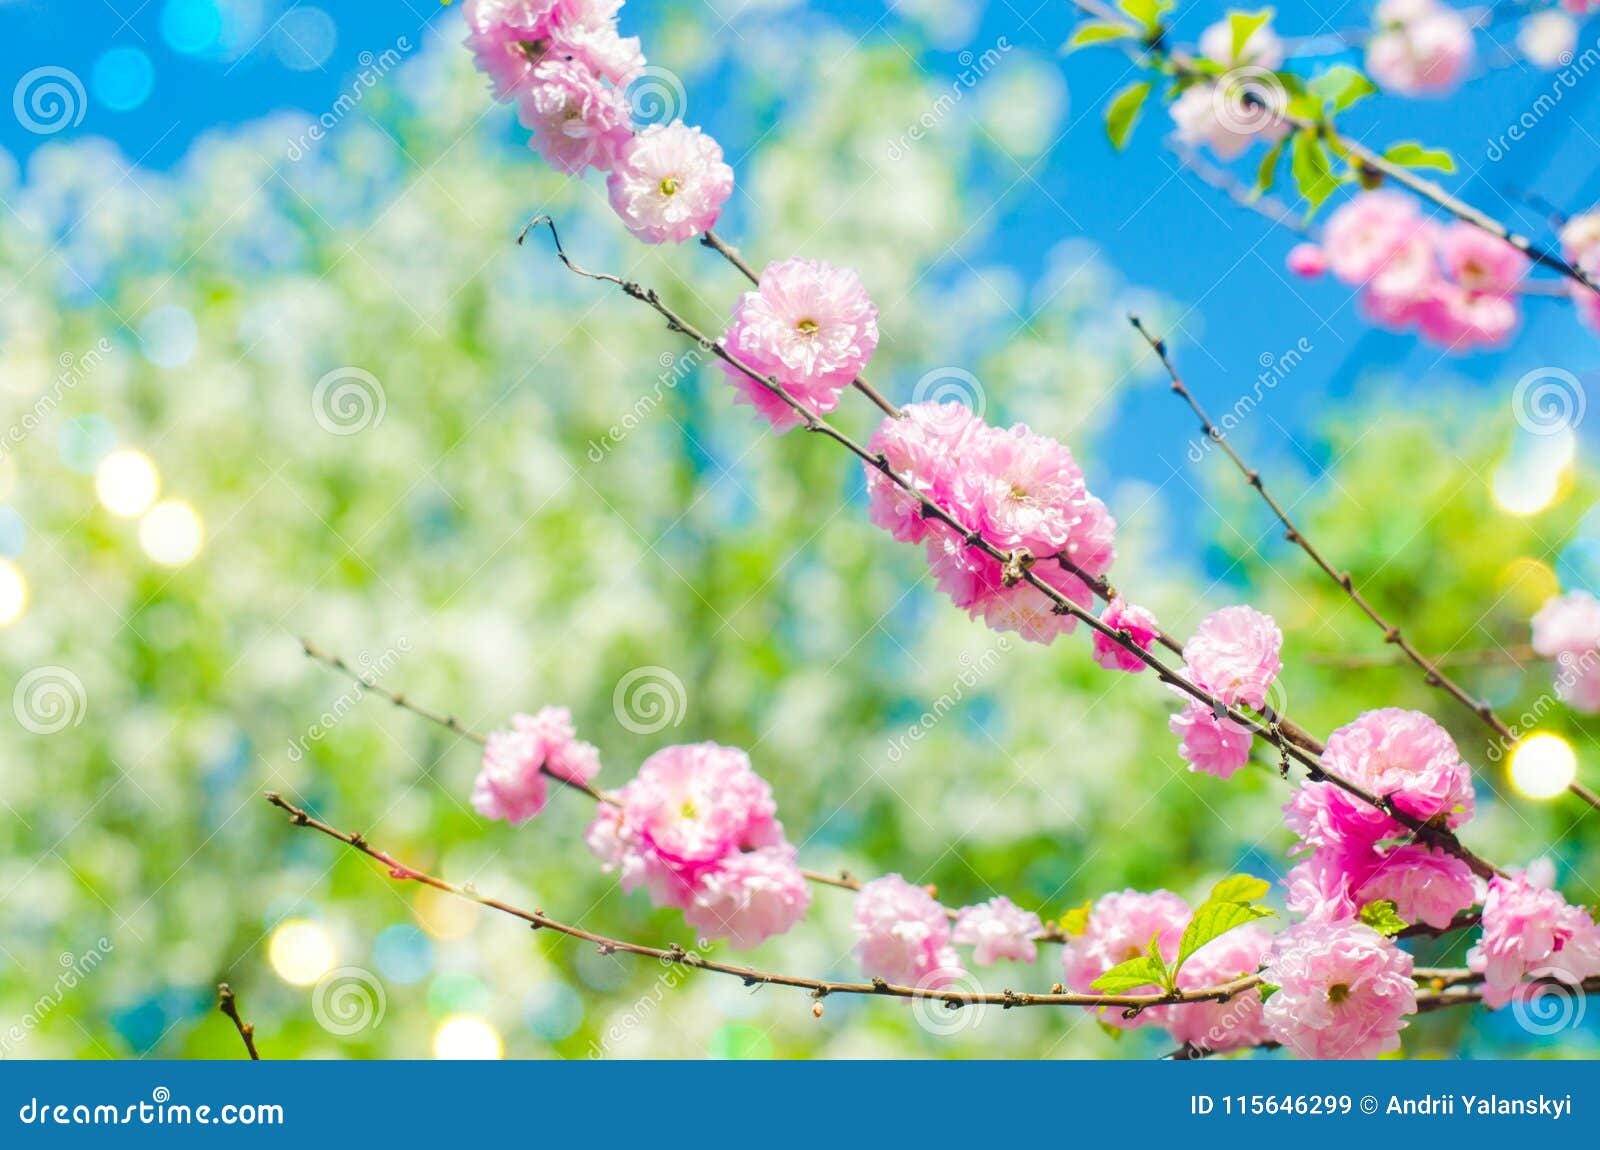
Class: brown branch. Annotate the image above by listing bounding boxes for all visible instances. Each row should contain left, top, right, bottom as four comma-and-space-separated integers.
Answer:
520, 214, 1503, 880
699, 229, 902, 419
263, 791, 1254, 1013
295, 636, 1070, 943
1069, 0, 1600, 297
1131, 314, 1600, 818
216, 983, 261, 1060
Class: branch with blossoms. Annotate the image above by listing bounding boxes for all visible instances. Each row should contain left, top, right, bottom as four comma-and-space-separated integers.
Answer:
267, 0, 1600, 1059
1068, 0, 1600, 350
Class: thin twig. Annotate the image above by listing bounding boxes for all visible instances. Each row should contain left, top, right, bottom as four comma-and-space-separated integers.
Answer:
216, 983, 261, 1060
263, 791, 1251, 1014
1069, 0, 1599, 297
699, 229, 902, 419
296, 636, 1070, 942
520, 214, 1504, 880
1131, 314, 1600, 817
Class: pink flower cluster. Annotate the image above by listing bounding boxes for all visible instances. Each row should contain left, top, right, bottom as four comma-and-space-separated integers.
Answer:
463, 0, 733, 243
585, 742, 811, 949
1560, 210, 1600, 330
720, 258, 879, 431
1169, 605, 1282, 780
1170, 17, 1288, 161
952, 896, 1045, 966
472, 706, 602, 824
1261, 921, 1417, 1058
853, 875, 964, 988
1365, 0, 1475, 95
1092, 597, 1160, 673
1530, 590, 1600, 712
1468, 864, 1600, 1008
1283, 709, 1479, 930
863, 402, 1117, 646
1059, 888, 1272, 1050
1292, 192, 1529, 349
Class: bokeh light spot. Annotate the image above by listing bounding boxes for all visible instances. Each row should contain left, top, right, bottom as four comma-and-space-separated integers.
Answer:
1509, 733, 1577, 800
96, 450, 160, 518
139, 500, 203, 566
139, 305, 198, 368
0, 560, 28, 626
92, 47, 155, 112
162, 0, 223, 54
272, 6, 336, 71
268, 918, 336, 986
432, 1015, 502, 1060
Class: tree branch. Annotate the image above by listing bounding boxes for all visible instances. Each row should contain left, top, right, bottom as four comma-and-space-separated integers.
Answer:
216, 982, 261, 1061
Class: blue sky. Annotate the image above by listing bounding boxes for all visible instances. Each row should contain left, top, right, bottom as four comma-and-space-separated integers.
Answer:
3, 0, 1597, 556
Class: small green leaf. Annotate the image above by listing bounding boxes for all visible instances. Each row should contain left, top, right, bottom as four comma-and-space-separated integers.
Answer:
1258, 982, 1280, 1003
1118, 0, 1174, 35
1229, 9, 1274, 62
1096, 1019, 1125, 1040
1383, 140, 1456, 172
1105, 81, 1153, 150
1091, 954, 1169, 994
1255, 135, 1287, 196
1291, 128, 1340, 209
1358, 899, 1409, 937
1308, 65, 1377, 113
1059, 899, 1093, 937
1208, 874, 1272, 905
1174, 900, 1275, 979
1067, 22, 1134, 50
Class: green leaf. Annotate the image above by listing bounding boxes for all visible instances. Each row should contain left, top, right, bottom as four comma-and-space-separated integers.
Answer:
1255, 135, 1287, 196
1091, 954, 1169, 994
1258, 983, 1280, 1003
1118, 0, 1174, 35
1358, 899, 1409, 937
1105, 81, 1153, 150
1308, 65, 1377, 114
1291, 128, 1340, 210
1096, 1019, 1126, 1040
1208, 874, 1272, 904
1174, 900, 1275, 979
1067, 22, 1134, 50
1383, 140, 1456, 172
1059, 899, 1093, 937
1229, 9, 1275, 62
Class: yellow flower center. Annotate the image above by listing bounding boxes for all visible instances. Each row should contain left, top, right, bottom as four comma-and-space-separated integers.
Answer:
659, 176, 680, 197
680, 800, 698, 820
796, 318, 819, 336
1328, 982, 1351, 1004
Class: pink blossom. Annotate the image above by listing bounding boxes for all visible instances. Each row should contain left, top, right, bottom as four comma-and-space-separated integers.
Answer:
463, 0, 643, 100
721, 258, 878, 431
1261, 921, 1416, 1059
1438, 224, 1527, 295
1183, 605, 1282, 709
1532, 591, 1600, 712
952, 896, 1044, 965
1362, 221, 1443, 329
606, 122, 734, 244
1283, 782, 1403, 851
471, 706, 601, 825
1320, 708, 1475, 827
1415, 283, 1519, 348
865, 401, 980, 544
515, 59, 633, 174
1359, 845, 1480, 930
682, 845, 812, 950
1170, 701, 1254, 780
1061, 889, 1190, 1028
1168, 82, 1286, 162
1093, 597, 1160, 672
1323, 191, 1424, 284
585, 742, 782, 909
854, 875, 964, 989
1365, 0, 1475, 95
1164, 923, 1275, 1053
954, 422, 1094, 559
1287, 243, 1327, 278
1559, 211, 1600, 279
1198, 16, 1285, 68
1468, 868, 1600, 1008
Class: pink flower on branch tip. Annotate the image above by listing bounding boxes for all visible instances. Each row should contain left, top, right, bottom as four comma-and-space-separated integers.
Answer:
854, 875, 964, 989
721, 257, 879, 431
1182, 605, 1282, 710
952, 896, 1044, 966
1092, 598, 1160, 672
1468, 867, 1600, 1008
1060, 889, 1190, 1029
463, 0, 644, 101
516, 59, 633, 174
1365, 0, 1475, 95
1320, 707, 1475, 828
471, 706, 601, 825
1261, 920, 1415, 1059
1287, 243, 1327, 278
1170, 700, 1254, 780
606, 122, 733, 244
